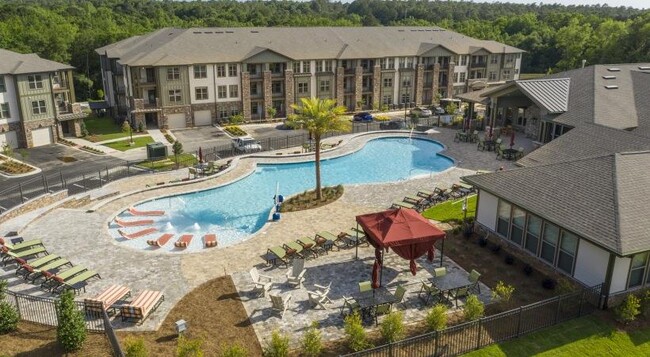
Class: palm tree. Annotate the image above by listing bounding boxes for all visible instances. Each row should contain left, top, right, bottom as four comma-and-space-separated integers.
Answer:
286, 97, 351, 199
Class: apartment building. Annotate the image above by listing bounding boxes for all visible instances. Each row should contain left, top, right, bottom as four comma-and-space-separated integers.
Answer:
96, 27, 523, 129
0, 49, 85, 149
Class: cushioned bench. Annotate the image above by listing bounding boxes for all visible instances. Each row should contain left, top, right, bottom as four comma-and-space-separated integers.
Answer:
84, 285, 131, 315
120, 290, 164, 324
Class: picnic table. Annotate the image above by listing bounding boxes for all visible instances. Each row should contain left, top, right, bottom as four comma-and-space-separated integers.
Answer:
351, 287, 397, 319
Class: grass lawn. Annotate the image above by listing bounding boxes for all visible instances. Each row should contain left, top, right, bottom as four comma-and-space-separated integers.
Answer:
422, 194, 477, 222
102, 136, 154, 151
463, 314, 650, 356
84, 115, 133, 142
136, 153, 197, 171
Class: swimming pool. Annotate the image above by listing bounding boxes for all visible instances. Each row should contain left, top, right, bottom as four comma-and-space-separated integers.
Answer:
111, 137, 454, 251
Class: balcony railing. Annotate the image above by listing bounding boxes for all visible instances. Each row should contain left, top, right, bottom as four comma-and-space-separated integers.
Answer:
471, 61, 487, 68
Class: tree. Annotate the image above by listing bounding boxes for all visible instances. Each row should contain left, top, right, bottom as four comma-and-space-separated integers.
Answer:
122, 120, 133, 144
172, 140, 183, 169
286, 97, 350, 199
56, 290, 87, 352
266, 107, 277, 120
1, 142, 14, 161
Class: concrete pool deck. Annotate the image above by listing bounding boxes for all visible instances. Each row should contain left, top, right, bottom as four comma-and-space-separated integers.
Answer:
0, 127, 529, 334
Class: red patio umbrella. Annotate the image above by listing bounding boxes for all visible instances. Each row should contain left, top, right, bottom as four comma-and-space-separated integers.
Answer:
371, 248, 383, 288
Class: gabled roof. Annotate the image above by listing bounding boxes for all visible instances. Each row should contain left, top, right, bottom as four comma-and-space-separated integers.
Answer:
95, 27, 524, 66
515, 78, 570, 114
0, 49, 73, 75
463, 151, 650, 256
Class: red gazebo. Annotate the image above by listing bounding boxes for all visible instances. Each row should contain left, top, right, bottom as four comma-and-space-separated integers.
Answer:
355, 208, 447, 288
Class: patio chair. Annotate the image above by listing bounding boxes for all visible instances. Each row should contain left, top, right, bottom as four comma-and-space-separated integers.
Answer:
449, 287, 471, 308
250, 267, 273, 297
471, 130, 479, 143
265, 246, 289, 267
15, 254, 60, 276
392, 285, 408, 309
341, 229, 369, 248
313, 282, 332, 300
477, 137, 486, 151
307, 290, 331, 310
516, 146, 525, 159
286, 259, 306, 289
313, 232, 336, 252
433, 267, 447, 277
282, 241, 305, 260
340, 296, 361, 317
374, 303, 392, 326
418, 280, 441, 305
391, 200, 417, 210
495, 145, 504, 160
269, 293, 292, 319
0, 238, 43, 252
120, 290, 165, 324
40, 265, 87, 292
296, 236, 322, 257
358, 281, 372, 293
469, 269, 482, 294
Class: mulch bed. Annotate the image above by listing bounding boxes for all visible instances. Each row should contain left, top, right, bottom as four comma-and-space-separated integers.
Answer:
280, 185, 344, 212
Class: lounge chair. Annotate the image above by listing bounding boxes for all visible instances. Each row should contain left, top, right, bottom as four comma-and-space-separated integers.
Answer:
250, 267, 273, 297
15, 254, 60, 276
118, 228, 158, 240
174, 234, 193, 248
417, 189, 443, 203
2, 246, 48, 266
282, 241, 304, 260
315, 231, 344, 250
296, 236, 321, 257
403, 194, 427, 208
128, 207, 165, 216
84, 285, 132, 315
286, 259, 306, 289
120, 290, 165, 324
204, 234, 217, 248
146, 234, 174, 247
114, 218, 155, 227
0, 238, 43, 252
24, 258, 73, 282
269, 293, 292, 319
41, 265, 87, 291
53, 269, 102, 294
265, 246, 289, 267
307, 290, 331, 310
340, 229, 369, 247
391, 201, 416, 210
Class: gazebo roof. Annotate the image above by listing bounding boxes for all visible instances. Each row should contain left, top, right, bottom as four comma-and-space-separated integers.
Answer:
356, 208, 446, 249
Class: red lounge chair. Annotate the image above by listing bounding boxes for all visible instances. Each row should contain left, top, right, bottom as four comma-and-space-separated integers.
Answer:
146, 234, 174, 247
115, 218, 155, 227
174, 235, 193, 248
128, 207, 165, 216
118, 228, 158, 240
204, 234, 217, 248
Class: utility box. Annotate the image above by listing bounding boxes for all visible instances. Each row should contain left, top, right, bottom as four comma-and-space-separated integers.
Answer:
146, 142, 168, 160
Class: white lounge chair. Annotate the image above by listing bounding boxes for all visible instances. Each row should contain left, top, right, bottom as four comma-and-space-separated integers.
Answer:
270, 293, 292, 319
250, 267, 272, 297
286, 259, 306, 289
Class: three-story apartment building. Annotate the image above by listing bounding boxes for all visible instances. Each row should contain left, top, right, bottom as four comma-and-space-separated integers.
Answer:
0, 49, 85, 148
96, 27, 523, 129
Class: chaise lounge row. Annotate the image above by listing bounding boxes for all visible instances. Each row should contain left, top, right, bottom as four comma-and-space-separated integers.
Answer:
83, 285, 165, 324
391, 183, 475, 211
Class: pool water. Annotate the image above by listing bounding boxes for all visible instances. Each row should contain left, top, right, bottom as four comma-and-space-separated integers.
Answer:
112, 137, 454, 251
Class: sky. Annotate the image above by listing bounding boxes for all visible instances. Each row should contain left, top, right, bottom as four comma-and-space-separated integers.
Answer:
474, 0, 649, 9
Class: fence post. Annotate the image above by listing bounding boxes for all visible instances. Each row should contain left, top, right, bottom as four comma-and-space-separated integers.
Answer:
555, 296, 562, 323
42, 174, 49, 194
516, 307, 523, 337
19, 183, 24, 203
13, 294, 21, 318
476, 319, 483, 350
433, 330, 439, 357
286, 135, 289, 149
578, 289, 585, 316
99, 171, 103, 187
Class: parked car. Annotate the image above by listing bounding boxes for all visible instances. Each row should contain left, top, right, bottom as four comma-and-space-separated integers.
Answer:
432, 106, 446, 115
379, 120, 407, 130
353, 112, 374, 122
232, 136, 262, 153
410, 107, 433, 117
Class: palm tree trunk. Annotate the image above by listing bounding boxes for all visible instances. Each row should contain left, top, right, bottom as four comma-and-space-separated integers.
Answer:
314, 134, 322, 200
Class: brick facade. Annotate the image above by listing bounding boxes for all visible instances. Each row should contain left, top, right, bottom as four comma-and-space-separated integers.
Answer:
241, 71, 251, 121
354, 66, 363, 111
162, 105, 192, 128
284, 69, 295, 116
415, 64, 425, 107
22, 118, 58, 148
335, 67, 345, 106
262, 71, 272, 119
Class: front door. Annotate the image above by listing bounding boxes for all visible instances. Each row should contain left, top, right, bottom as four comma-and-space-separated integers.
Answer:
147, 90, 156, 105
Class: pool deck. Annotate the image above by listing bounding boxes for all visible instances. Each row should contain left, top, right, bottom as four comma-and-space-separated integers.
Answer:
0, 127, 529, 336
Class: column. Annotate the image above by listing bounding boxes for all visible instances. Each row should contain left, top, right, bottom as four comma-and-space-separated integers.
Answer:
241, 71, 251, 121
284, 69, 294, 117
263, 70, 272, 119
431, 63, 440, 104
447, 62, 455, 98
335, 67, 345, 106
415, 63, 424, 106
354, 66, 363, 111
372, 65, 381, 109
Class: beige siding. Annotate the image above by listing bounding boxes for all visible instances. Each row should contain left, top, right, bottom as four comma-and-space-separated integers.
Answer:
316, 75, 334, 99
158, 66, 190, 107
20, 94, 54, 121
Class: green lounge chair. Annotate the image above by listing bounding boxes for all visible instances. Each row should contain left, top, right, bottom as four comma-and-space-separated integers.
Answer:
2, 246, 48, 266
391, 201, 416, 210
15, 254, 60, 276
25, 259, 73, 282
53, 269, 101, 294
41, 265, 87, 291
282, 241, 305, 260
0, 239, 43, 252
403, 194, 426, 207
316, 231, 345, 249
341, 229, 369, 248
265, 246, 288, 267
295, 237, 320, 258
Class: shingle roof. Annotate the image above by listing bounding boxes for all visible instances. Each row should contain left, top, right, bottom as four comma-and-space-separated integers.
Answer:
515, 78, 570, 114
95, 27, 523, 66
463, 151, 650, 256
0, 49, 73, 75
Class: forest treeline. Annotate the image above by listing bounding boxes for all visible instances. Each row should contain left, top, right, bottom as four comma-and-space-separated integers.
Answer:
0, 0, 648, 100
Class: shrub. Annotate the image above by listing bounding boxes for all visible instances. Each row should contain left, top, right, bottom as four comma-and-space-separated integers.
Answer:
56, 290, 87, 352
557, 278, 575, 294
523, 264, 533, 276
425, 304, 448, 332
490, 244, 501, 254
165, 134, 175, 144
301, 322, 322, 357
380, 311, 405, 343
542, 278, 557, 290
176, 335, 204, 357
121, 120, 132, 134
224, 126, 247, 137
263, 330, 289, 357
504, 255, 515, 265
463, 295, 485, 321
220, 343, 248, 357
380, 104, 389, 112
266, 107, 277, 119
374, 115, 390, 121
478, 237, 488, 247
616, 294, 641, 324
125, 337, 148, 357
0, 280, 18, 334
492, 281, 515, 303
80, 121, 89, 137
641, 290, 650, 318
344, 312, 372, 352
229, 114, 244, 125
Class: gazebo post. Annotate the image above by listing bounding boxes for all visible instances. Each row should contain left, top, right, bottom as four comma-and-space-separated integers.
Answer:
355, 222, 359, 260
440, 239, 445, 267
379, 248, 384, 288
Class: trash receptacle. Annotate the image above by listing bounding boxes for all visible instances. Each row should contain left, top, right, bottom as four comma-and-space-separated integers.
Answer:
146, 142, 168, 160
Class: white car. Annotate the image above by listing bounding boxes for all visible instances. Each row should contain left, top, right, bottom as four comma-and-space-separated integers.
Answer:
232, 136, 262, 153
410, 107, 433, 117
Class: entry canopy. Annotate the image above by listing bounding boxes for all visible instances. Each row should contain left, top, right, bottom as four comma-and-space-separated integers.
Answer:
356, 208, 446, 275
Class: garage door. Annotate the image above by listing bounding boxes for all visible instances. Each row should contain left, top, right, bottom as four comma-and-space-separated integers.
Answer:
0, 130, 18, 149
194, 110, 212, 126
167, 113, 186, 129
31, 127, 53, 147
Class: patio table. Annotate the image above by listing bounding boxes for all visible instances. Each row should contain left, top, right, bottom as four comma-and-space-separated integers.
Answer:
484, 140, 496, 152
430, 270, 473, 302
351, 287, 397, 320
503, 148, 518, 160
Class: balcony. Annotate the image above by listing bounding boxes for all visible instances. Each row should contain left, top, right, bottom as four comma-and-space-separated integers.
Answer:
471, 61, 487, 68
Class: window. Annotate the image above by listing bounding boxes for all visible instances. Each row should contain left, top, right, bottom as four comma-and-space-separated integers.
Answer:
0, 103, 9, 118
460, 55, 467, 66
230, 107, 240, 116
168, 89, 181, 103
250, 82, 259, 96
496, 200, 511, 237
401, 93, 410, 104
382, 95, 392, 104
453, 73, 459, 83
629, 253, 648, 288
293, 62, 300, 73
362, 76, 371, 90
31, 100, 46, 115
383, 78, 393, 88
249, 64, 258, 76
510, 207, 525, 245
402, 78, 411, 87
505, 54, 515, 63
558, 231, 578, 274
319, 80, 330, 92
219, 108, 229, 119
399, 58, 405, 69
297, 82, 309, 94
167, 67, 180, 80
459, 72, 466, 82
302, 61, 310, 73
488, 72, 497, 81
324, 61, 332, 72
503, 70, 511, 80
272, 81, 283, 94
524, 214, 542, 255
28, 75, 43, 89
405, 57, 413, 68
229, 85, 238, 98
217, 64, 226, 77
217, 85, 227, 99
541, 223, 559, 264
316, 61, 323, 73
269, 63, 282, 74
0, 77, 5, 92
195, 87, 208, 100
490, 55, 498, 64
193, 65, 207, 79
228, 64, 237, 77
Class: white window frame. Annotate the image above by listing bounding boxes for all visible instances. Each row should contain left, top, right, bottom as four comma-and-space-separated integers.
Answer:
31, 100, 46, 114
195, 87, 208, 101
229, 85, 238, 98
217, 85, 227, 99
0, 77, 5, 92
28, 75, 43, 89
228, 64, 237, 77
217, 65, 226, 77
297, 82, 309, 94
168, 89, 182, 103
193, 65, 207, 79
319, 80, 330, 93
0, 103, 10, 118
167, 68, 180, 81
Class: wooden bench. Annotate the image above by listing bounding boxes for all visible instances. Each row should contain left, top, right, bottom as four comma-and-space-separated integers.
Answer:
120, 290, 164, 324
84, 285, 131, 315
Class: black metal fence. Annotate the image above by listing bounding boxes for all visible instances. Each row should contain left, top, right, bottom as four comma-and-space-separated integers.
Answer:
341, 284, 604, 357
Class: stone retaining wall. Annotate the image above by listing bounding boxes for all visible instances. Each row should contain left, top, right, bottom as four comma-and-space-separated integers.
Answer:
0, 190, 67, 226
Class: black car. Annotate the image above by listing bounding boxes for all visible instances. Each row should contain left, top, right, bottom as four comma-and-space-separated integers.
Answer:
380, 120, 407, 130
353, 112, 374, 122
